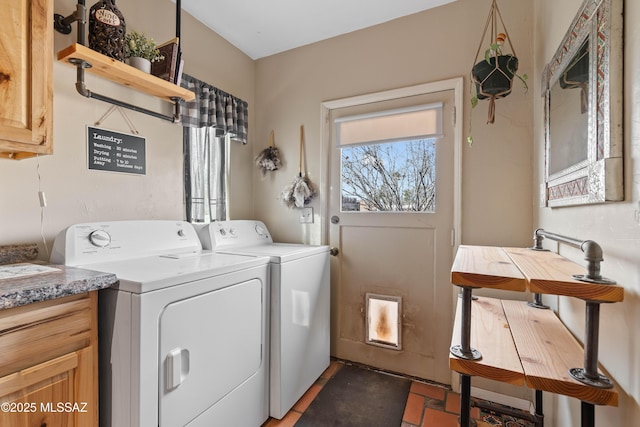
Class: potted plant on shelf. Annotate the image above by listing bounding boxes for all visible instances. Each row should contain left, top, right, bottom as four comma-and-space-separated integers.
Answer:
124, 31, 163, 73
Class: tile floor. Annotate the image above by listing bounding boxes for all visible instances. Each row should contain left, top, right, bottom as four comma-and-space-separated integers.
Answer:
263, 360, 530, 427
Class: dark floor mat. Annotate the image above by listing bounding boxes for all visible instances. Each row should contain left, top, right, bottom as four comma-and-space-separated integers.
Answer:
295, 364, 411, 427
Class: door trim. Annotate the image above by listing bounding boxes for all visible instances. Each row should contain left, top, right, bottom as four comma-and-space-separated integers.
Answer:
319, 77, 464, 387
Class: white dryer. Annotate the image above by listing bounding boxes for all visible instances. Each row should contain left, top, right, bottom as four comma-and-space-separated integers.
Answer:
51, 220, 270, 427
199, 220, 330, 419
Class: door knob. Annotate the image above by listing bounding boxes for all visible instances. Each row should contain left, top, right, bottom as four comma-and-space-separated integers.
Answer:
330, 247, 339, 256
331, 216, 340, 224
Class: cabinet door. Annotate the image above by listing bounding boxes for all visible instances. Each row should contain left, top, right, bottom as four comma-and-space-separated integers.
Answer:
0, 352, 78, 427
0, 0, 53, 159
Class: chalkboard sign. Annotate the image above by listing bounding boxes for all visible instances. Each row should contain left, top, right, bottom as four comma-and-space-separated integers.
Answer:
87, 126, 146, 175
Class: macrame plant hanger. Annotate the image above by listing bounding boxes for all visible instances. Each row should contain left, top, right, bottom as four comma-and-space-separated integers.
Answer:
472, 0, 518, 124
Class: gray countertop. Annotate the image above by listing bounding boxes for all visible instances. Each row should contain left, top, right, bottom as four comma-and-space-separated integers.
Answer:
0, 243, 117, 310
0, 264, 118, 310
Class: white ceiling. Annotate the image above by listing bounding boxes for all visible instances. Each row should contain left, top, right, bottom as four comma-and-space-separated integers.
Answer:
178, 0, 458, 60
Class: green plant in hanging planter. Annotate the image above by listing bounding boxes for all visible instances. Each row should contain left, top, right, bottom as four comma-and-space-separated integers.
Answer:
124, 31, 163, 62
467, 24, 529, 146
470, 33, 528, 109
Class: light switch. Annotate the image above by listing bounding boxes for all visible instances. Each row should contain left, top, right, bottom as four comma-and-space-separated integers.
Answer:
299, 207, 313, 223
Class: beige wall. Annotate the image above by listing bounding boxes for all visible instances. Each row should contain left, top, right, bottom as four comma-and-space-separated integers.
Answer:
253, 0, 534, 247
11, 1, 638, 425
0, 0, 255, 252
534, 0, 640, 425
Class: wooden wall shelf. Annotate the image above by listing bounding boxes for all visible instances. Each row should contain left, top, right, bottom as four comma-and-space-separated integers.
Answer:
57, 43, 195, 103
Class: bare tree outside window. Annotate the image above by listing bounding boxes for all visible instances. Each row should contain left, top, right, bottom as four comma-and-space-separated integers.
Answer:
341, 138, 437, 212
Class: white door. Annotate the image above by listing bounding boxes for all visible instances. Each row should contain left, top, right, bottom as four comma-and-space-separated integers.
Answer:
324, 81, 461, 384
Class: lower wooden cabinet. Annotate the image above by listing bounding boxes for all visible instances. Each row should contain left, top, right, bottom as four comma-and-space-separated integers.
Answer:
0, 293, 99, 426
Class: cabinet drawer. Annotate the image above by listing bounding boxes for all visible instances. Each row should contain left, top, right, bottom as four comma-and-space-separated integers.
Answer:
0, 352, 78, 427
0, 294, 92, 378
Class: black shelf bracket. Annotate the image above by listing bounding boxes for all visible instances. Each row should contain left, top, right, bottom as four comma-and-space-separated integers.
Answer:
54, 3, 85, 35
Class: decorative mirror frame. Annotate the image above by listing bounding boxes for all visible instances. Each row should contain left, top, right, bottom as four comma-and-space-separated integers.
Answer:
542, 0, 623, 207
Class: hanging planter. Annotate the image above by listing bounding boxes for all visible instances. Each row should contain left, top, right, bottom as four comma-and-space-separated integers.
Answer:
472, 54, 518, 100
468, 0, 528, 145
255, 130, 282, 176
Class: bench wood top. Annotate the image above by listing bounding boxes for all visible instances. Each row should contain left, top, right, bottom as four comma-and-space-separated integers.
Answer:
451, 245, 624, 302
503, 247, 624, 302
502, 299, 618, 406
450, 296, 619, 406
450, 246, 526, 292
449, 296, 524, 386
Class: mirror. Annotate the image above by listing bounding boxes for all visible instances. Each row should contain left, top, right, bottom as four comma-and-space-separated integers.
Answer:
543, 0, 623, 207
548, 40, 589, 176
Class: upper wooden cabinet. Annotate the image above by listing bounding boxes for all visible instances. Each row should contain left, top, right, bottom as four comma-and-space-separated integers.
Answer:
0, 0, 53, 160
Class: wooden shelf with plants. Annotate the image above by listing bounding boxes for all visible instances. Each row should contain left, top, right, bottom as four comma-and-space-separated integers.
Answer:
57, 43, 195, 102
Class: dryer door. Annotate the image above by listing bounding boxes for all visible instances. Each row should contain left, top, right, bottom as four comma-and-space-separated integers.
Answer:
159, 278, 263, 427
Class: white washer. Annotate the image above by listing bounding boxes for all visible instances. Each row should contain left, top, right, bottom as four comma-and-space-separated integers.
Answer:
199, 220, 330, 419
51, 220, 270, 427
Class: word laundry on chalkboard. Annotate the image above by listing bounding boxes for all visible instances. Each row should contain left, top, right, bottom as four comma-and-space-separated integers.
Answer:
87, 126, 146, 175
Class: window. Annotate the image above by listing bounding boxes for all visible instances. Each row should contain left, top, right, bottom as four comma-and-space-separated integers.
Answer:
184, 128, 229, 222
336, 103, 442, 212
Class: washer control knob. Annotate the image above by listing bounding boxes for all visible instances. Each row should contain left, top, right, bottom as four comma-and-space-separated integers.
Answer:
177, 229, 186, 237
255, 224, 266, 236
89, 230, 111, 247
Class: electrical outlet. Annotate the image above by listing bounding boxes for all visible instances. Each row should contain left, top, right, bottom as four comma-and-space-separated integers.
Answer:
300, 207, 313, 224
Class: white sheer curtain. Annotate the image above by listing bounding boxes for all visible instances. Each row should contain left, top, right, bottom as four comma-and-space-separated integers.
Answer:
181, 74, 248, 223
183, 127, 227, 223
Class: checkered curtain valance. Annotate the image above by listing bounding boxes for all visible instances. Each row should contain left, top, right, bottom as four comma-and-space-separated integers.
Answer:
180, 73, 248, 144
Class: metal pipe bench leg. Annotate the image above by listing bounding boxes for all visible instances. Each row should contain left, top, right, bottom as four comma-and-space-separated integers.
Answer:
535, 390, 544, 426
451, 286, 481, 427
581, 402, 594, 427
460, 374, 472, 427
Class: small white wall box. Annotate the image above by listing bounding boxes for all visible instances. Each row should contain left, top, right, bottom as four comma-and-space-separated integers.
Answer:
365, 293, 402, 350
299, 207, 313, 223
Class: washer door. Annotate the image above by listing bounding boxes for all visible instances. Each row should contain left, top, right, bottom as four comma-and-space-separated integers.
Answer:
159, 278, 263, 427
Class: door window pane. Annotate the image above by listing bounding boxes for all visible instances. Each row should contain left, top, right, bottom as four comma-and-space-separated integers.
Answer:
341, 138, 436, 212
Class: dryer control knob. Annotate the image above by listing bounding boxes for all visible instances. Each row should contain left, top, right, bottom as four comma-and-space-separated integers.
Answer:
89, 230, 111, 247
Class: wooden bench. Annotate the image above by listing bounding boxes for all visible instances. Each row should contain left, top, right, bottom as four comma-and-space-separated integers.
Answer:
449, 245, 623, 427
